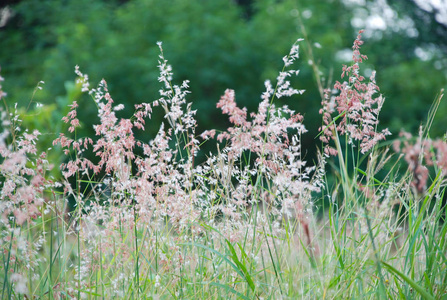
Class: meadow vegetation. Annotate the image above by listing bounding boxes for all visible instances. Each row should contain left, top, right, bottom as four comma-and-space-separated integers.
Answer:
1, 31, 446, 299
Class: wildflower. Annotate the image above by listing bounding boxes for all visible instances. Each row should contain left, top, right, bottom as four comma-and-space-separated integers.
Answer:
75, 65, 90, 92
155, 274, 161, 287
319, 30, 391, 155
394, 129, 447, 194
10, 273, 28, 294
210, 41, 319, 230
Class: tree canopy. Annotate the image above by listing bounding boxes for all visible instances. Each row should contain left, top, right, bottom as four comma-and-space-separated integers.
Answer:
0, 0, 446, 161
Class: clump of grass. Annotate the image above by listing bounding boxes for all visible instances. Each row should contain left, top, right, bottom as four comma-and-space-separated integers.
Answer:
1, 32, 446, 299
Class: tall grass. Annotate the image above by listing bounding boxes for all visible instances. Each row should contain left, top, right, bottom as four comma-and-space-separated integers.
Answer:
1, 32, 446, 299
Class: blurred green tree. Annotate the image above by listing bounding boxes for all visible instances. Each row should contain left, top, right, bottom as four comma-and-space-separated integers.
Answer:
0, 0, 445, 165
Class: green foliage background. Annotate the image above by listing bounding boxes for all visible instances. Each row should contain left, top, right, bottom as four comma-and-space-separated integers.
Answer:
1, 0, 446, 163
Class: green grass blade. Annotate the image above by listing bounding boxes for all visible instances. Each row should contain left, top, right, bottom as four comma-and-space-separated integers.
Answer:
210, 282, 251, 300
381, 261, 435, 300
226, 240, 256, 293
181, 243, 245, 279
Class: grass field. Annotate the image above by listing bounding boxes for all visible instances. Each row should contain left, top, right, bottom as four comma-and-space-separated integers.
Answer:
1, 31, 446, 299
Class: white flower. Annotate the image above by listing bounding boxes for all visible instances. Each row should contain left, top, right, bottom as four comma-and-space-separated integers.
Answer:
154, 274, 161, 287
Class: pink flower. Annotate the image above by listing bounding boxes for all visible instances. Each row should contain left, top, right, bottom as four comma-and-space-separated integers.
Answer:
395, 130, 447, 193
319, 30, 391, 155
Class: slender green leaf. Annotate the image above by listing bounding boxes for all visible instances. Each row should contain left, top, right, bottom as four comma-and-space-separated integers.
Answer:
226, 240, 256, 293
210, 282, 251, 300
382, 261, 435, 300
